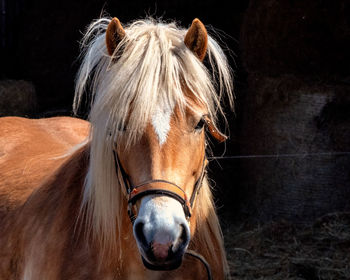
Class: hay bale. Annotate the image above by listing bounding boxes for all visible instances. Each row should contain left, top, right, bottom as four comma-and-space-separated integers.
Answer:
0, 80, 37, 117
237, 74, 350, 222
225, 212, 350, 279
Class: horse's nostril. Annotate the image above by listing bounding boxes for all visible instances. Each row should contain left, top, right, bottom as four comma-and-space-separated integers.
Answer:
179, 223, 190, 247
134, 221, 147, 248
170, 223, 190, 254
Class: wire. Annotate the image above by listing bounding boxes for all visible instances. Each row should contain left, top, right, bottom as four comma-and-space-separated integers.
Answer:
208, 151, 350, 160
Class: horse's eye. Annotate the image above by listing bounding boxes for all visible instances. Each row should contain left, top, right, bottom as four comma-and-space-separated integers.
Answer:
194, 118, 205, 131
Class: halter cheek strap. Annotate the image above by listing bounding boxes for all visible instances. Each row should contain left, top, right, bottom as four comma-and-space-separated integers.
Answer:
113, 151, 206, 223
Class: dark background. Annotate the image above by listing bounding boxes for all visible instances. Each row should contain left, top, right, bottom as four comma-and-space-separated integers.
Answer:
1, 0, 349, 225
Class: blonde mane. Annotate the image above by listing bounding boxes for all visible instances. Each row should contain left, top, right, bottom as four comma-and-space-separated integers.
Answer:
74, 17, 233, 276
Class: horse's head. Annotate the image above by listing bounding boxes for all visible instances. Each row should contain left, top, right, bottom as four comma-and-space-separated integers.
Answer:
103, 18, 226, 270
75, 16, 233, 273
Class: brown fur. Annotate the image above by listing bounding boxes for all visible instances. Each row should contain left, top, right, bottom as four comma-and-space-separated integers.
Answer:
0, 117, 89, 217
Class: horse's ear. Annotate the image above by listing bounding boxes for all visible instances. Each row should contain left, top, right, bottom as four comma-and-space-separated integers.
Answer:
106, 17, 126, 56
184, 18, 208, 61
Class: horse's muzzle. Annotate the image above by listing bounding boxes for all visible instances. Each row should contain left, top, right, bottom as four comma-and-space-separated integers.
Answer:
134, 221, 189, 270
133, 195, 190, 270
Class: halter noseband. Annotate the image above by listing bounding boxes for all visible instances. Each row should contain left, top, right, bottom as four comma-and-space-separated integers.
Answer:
113, 150, 206, 223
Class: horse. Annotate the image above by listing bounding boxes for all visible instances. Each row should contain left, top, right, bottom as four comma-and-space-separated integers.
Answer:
0, 17, 234, 279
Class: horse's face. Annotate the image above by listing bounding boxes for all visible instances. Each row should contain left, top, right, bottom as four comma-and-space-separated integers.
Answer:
107, 17, 218, 270
117, 103, 206, 270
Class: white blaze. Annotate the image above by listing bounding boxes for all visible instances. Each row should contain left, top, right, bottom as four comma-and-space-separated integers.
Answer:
151, 104, 173, 145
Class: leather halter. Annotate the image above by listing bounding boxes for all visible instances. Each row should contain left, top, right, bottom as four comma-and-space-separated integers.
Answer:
113, 150, 207, 223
